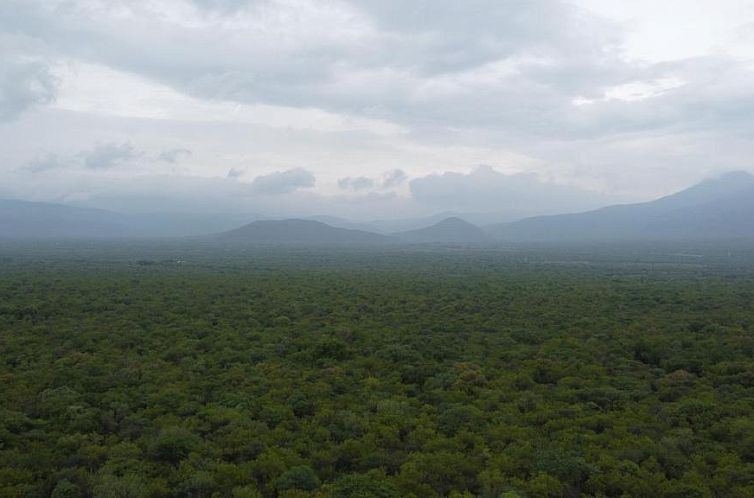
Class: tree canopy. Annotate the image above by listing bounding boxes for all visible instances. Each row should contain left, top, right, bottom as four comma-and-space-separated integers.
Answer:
1, 243, 753, 497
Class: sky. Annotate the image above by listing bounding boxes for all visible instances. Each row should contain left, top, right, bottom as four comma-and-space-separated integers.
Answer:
2, 0, 754, 219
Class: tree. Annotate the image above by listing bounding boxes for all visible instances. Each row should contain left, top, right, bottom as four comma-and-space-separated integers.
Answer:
275, 466, 320, 493
333, 473, 401, 498
51, 479, 81, 498
149, 427, 199, 465
92, 474, 149, 498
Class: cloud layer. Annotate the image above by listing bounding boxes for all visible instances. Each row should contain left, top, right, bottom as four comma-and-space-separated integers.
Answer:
410, 166, 612, 215
249, 168, 316, 195
1, 0, 754, 217
0, 58, 57, 121
4, 0, 751, 141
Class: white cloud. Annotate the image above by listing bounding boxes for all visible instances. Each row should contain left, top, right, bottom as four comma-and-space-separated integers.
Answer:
337, 169, 408, 192
574, 77, 687, 105
83, 141, 141, 169
381, 169, 407, 188
51, 62, 406, 136
157, 148, 192, 163
25, 153, 65, 173
20, 141, 143, 172
249, 168, 315, 195
2, 0, 754, 215
338, 176, 374, 191
226, 167, 243, 179
0, 50, 57, 120
409, 165, 613, 214
573, 0, 754, 62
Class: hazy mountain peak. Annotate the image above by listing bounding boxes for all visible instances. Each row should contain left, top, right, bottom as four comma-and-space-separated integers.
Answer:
488, 171, 754, 242
395, 216, 489, 244
715, 170, 754, 183
219, 218, 390, 245
433, 216, 473, 226
695, 170, 754, 193
655, 170, 754, 210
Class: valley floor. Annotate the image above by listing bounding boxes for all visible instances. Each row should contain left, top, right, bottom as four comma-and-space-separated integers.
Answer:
1, 242, 753, 497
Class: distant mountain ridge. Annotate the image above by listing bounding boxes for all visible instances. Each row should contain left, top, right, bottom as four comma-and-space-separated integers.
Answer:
4, 171, 754, 243
394, 217, 490, 244
0, 200, 129, 239
487, 171, 754, 242
218, 219, 392, 244
0, 199, 252, 239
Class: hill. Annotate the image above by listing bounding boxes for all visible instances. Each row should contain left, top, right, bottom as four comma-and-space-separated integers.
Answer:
487, 171, 754, 242
0, 200, 131, 238
0, 199, 253, 239
218, 219, 392, 244
394, 217, 490, 244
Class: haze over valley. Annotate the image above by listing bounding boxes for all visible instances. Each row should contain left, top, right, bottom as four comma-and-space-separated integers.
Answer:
3, 171, 754, 244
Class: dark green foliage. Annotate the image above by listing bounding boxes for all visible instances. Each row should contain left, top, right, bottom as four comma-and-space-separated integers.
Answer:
92, 473, 149, 498
150, 428, 200, 465
333, 473, 400, 498
51, 479, 81, 498
1, 242, 754, 497
275, 466, 320, 492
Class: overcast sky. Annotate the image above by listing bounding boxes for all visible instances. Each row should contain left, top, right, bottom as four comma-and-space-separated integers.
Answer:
2, 0, 754, 218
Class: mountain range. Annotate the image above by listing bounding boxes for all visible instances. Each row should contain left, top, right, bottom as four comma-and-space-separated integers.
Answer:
3, 171, 754, 244
0, 200, 252, 239
486, 171, 754, 242
219, 219, 390, 245
394, 217, 490, 244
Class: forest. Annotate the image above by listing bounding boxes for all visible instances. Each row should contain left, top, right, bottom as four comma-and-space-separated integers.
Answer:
1, 242, 754, 497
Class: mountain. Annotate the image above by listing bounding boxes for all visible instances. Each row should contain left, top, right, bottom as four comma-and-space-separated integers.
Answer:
487, 171, 754, 242
218, 219, 392, 244
0, 200, 131, 238
394, 217, 490, 244
304, 215, 380, 233
0, 199, 253, 239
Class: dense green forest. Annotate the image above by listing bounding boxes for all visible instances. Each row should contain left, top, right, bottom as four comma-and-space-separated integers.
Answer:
1, 242, 754, 497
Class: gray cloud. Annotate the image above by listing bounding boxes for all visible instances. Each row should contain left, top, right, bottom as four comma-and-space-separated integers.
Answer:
33, 172, 414, 219
190, 0, 255, 13
2, 0, 751, 150
1, 0, 751, 145
381, 169, 407, 188
249, 168, 315, 195
0, 0, 641, 137
338, 176, 374, 191
410, 165, 612, 214
22, 142, 148, 173
227, 167, 243, 179
1, 0, 754, 211
0, 58, 56, 121
338, 169, 408, 191
82, 142, 142, 170
25, 153, 64, 173
157, 148, 192, 163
